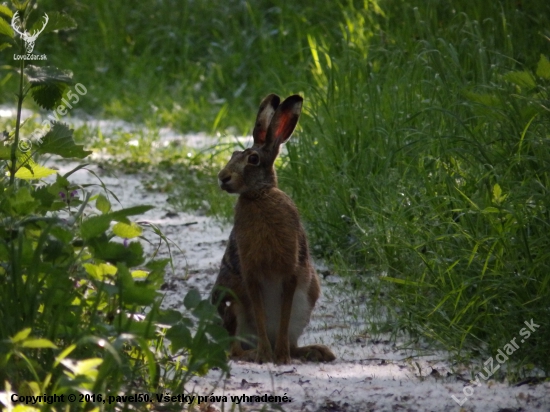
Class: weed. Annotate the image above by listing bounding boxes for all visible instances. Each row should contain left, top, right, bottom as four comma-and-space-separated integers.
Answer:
0, 2, 230, 410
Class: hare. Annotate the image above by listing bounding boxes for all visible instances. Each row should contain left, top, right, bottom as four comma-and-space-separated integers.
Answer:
211, 94, 335, 365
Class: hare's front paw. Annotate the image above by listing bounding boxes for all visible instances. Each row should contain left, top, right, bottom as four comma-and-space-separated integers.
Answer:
274, 342, 292, 365
274, 352, 291, 365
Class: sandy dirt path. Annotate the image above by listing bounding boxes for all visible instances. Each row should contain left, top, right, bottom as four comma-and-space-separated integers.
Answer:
47, 158, 550, 412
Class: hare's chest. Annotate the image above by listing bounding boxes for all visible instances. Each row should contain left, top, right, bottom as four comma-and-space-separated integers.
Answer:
233, 215, 300, 275
234, 195, 300, 249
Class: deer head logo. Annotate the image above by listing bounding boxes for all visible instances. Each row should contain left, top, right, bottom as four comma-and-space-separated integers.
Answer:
11, 12, 49, 54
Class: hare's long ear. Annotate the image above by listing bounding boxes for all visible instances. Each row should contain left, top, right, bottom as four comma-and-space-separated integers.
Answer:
264, 94, 303, 153
252, 94, 280, 145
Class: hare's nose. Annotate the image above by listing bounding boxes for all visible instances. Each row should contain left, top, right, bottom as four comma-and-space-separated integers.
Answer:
218, 174, 231, 187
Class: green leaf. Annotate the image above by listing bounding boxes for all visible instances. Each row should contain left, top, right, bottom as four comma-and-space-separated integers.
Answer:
96, 193, 111, 213
131, 270, 148, 279
146, 258, 170, 272
61, 358, 103, 375
34, 12, 77, 35
30, 82, 68, 110
117, 316, 156, 338
113, 222, 142, 239
503, 71, 536, 89
117, 263, 156, 305
12, 1, 30, 13
33, 183, 57, 210
205, 322, 230, 342
493, 183, 502, 199
184, 289, 202, 310
145, 259, 169, 289
88, 237, 145, 266
536, 55, 550, 80
0, 5, 14, 19
0, 144, 12, 160
22, 338, 58, 349
54, 344, 77, 367
492, 183, 507, 204
166, 323, 193, 352
156, 309, 183, 326
83, 262, 117, 280
49, 226, 73, 243
24, 66, 72, 109
37, 122, 91, 159
81, 205, 152, 239
111, 205, 154, 220
7, 186, 38, 215
462, 91, 501, 107
0, 17, 13, 38
80, 214, 112, 240
0, 42, 12, 51
55, 172, 70, 188
83, 263, 101, 278
14, 162, 57, 179
11, 328, 32, 343
192, 299, 217, 320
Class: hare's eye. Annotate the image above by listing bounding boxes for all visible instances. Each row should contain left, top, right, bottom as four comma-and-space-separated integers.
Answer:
247, 153, 260, 165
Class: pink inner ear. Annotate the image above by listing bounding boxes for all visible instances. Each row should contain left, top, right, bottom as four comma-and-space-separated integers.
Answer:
275, 113, 293, 142
256, 129, 267, 145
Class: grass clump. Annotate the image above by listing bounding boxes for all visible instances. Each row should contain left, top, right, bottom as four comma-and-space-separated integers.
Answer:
281, 1, 550, 378
27, 0, 361, 133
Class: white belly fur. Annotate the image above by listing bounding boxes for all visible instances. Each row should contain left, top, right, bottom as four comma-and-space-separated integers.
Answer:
262, 279, 312, 347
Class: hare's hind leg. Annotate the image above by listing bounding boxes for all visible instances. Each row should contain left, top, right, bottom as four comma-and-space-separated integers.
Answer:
213, 279, 260, 361
212, 283, 244, 358
212, 239, 253, 360
288, 270, 336, 363
211, 265, 239, 335
291, 345, 336, 362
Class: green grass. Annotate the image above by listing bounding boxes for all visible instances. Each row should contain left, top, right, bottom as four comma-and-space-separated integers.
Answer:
12, 0, 358, 133
280, 1, 550, 378
2, 0, 549, 382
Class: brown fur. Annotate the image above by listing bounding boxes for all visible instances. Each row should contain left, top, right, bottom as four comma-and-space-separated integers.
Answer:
211, 94, 335, 364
